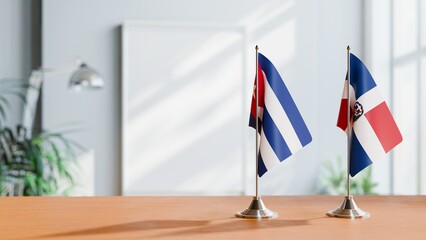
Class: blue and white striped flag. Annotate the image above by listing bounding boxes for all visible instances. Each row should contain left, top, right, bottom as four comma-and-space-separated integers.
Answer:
249, 53, 312, 177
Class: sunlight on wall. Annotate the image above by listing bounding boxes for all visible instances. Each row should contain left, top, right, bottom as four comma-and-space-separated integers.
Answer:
172, 31, 243, 80
242, 0, 294, 31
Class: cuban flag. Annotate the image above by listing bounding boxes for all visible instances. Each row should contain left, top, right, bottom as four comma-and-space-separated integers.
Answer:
337, 53, 403, 177
249, 53, 312, 177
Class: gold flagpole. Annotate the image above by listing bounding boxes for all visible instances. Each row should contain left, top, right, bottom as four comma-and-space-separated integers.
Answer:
236, 45, 277, 219
327, 46, 369, 219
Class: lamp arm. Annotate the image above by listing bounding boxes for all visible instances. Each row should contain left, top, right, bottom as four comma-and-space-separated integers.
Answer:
22, 71, 43, 137
35, 59, 82, 76
21, 60, 81, 136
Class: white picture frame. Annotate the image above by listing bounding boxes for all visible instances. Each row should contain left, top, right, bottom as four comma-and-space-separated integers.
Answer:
121, 21, 248, 195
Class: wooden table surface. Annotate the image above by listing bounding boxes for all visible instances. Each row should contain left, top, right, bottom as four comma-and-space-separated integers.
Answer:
0, 195, 425, 239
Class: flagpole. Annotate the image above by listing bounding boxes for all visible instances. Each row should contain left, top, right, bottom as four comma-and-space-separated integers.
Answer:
236, 45, 277, 218
346, 45, 351, 198
255, 45, 259, 198
326, 46, 369, 218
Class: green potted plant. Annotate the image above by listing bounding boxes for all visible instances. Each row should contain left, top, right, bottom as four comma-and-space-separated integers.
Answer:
0, 79, 81, 196
318, 156, 378, 195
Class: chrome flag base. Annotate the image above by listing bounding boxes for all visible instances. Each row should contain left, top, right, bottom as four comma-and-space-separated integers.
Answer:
327, 195, 370, 219
236, 196, 278, 219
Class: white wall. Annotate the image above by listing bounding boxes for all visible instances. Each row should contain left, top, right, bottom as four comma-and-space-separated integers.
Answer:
0, 0, 32, 127
365, 0, 426, 195
42, 0, 363, 195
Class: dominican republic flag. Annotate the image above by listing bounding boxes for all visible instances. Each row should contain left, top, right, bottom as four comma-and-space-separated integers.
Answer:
249, 53, 312, 177
337, 53, 403, 177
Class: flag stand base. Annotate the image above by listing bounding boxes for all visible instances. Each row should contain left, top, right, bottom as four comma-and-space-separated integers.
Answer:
327, 195, 370, 219
236, 196, 278, 219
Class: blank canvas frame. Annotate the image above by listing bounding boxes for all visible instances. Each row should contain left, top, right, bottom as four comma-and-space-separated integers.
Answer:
121, 21, 248, 195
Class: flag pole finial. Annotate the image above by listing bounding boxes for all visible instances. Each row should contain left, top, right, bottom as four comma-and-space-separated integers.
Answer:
255, 45, 259, 50
347, 45, 351, 51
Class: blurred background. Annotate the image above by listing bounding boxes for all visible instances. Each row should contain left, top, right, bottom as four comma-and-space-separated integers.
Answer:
0, 0, 424, 196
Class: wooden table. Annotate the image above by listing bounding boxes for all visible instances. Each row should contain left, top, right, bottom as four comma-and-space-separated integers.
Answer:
0, 196, 425, 239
